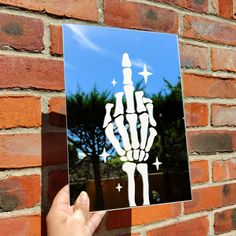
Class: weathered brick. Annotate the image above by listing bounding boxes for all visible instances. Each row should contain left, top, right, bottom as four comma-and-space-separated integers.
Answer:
131, 203, 181, 225
0, 133, 41, 168
183, 73, 236, 99
153, 0, 208, 13
0, 215, 41, 236
184, 183, 236, 214
0, 0, 98, 22
104, 0, 178, 33
0, 96, 41, 129
106, 209, 131, 230
187, 131, 236, 154
212, 48, 236, 73
221, 183, 236, 207
214, 208, 236, 234
48, 170, 68, 204
217, 0, 234, 19
147, 217, 209, 236
0, 13, 43, 51
185, 103, 208, 127
49, 25, 63, 56
180, 43, 208, 70
213, 159, 236, 182
48, 97, 66, 127
184, 186, 222, 214
190, 160, 209, 184
42, 132, 67, 166
0, 132, 67, 168
0, 175, 40, 211
234, 0, 236, 19
0, 55, 64, 90
212, 104, 236, 127
183, 15, 236, 46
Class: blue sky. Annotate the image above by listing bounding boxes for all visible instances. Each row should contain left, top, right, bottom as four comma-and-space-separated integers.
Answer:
63, 24, 181, 97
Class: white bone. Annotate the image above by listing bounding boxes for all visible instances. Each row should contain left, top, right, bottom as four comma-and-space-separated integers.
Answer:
105, 123, 125, 156
139, 150, 145, 162
120, 156, 128, 161
122, 53, 131, 68
143, 97, 153, 104
114, 92, 124, 117
139, 112, 149, 150
127, 150, 133, 161
123, 68, 133, 86
137, 163, 150, 205
143, 153, 149, 161
146, 103, 157, 127
135, 91, 146, 113
103, 103, 114, 128
114, 115, 131, 151
145, 127, 157, 152
133, 149, 139, 161
124, 85, 135, 113
122, 162, 136, 207
126, 113, 139, 149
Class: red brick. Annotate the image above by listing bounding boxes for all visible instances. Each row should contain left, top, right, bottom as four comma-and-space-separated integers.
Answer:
213, 159, 236, 182
184, 186, 222, 214
180, 43, 208, 70
212, 48, 236, 73
184, 183, 236, 214
185, 103, 208, 127
147, 217, 209, 236
0, 215, 41, 236
106, 209, 131, 230
42, 132, 67, 166
214, 208, 236, 234
234, 0, 236, 19
0, 0, 98, 22
153, 0, 208, 13
217, 0, 234, 19
183, 15, 236, 46
212, 104, 236, 127
48, 170, 68, 204
0, 175, 40, 211
221, 183, 236, 207
190, 160, 209, 184
49, 25, 63, 56
187, 130, 236, 154
48, 97, 66, 127
104, 0, 178, 33
132, 203, 181, 225
0, 55, 64, 90
0, 96, 41, 129
0, 132, 67, 168
0, 133, 41, 168
0, 13, 43, 51
183, 73, 236, 99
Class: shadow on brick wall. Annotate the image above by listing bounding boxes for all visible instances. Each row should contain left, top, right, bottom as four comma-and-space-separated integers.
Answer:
41, 112, 131, 235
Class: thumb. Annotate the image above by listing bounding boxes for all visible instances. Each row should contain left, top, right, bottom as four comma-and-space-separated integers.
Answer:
72, 191, 90, 225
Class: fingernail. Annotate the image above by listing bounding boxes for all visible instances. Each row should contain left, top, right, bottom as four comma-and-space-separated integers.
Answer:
78, 191, 88, 203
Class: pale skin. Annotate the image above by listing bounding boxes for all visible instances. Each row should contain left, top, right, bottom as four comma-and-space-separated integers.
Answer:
46, 185, 106, 236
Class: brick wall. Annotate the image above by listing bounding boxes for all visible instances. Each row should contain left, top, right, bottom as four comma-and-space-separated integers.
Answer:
0, 0, 236, 235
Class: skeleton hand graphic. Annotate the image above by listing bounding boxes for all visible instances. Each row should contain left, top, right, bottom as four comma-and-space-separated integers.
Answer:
103, 53, 157, 207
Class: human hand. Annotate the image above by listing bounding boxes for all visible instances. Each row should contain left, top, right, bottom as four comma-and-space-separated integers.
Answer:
46, 185, 106, 236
